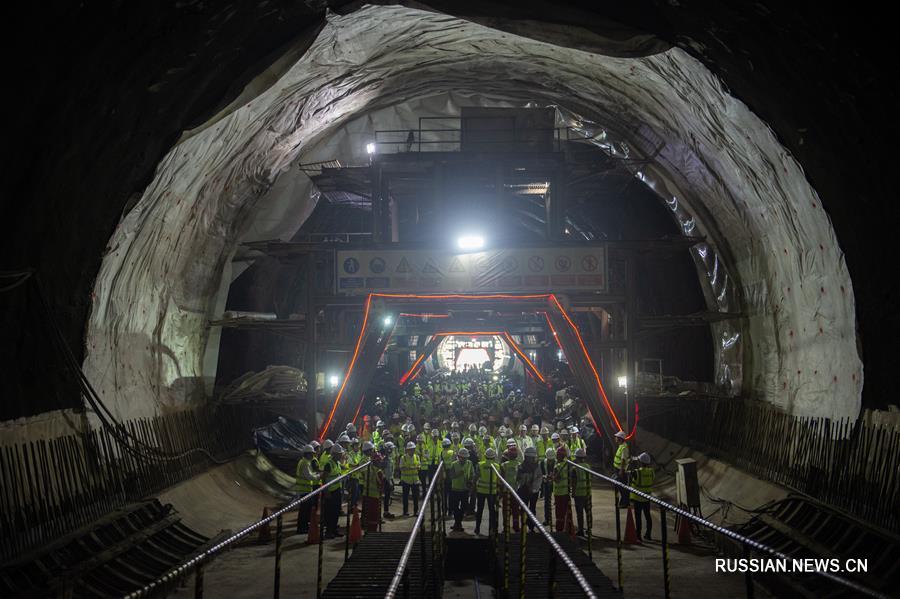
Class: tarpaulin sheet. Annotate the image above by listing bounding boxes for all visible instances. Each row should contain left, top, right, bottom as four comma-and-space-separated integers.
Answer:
83, 4, 861, 427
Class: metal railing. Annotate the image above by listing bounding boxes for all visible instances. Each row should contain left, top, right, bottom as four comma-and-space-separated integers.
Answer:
491, 464, 599, 599
125, 460, 372, 599
373, 116, 606, 154
384, 460, 446, 599
566, 460, 887, 599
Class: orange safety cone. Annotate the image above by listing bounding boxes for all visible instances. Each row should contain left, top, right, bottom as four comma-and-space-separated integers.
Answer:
258, 507, 272, 544
306, 504, 321, 545
623, 506, 641, 544
348, 505, 362, 545
677, 515, 692, 546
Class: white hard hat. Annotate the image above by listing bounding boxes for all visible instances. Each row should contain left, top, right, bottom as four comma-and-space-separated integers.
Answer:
322, 440, 334, 450
506, 439, 517, 447
424, 423, 431, 430
406, 441, 416, 450
376, 420, 385, 428
469, 423, 477, 432
540, 426, 550, 434
451, 421, 459, 428
384, 442, 395, 450
331, 444, 344, 455
362, 441, 375, 452
570, 426, 579, 434
346, 422, 356, 432
431, 429, 439, 436
338, 434, 351, 443
310, 440, 321, 449
560, 429, 569, 436
519, 424, 527, 431
524, 447, 537, 457
302, 445, 315, 454
485, 448, 496, 459
531, 424, 540, 432
575, 448, 586, 458
614, 431, 627, 439
545, 448, 556, 460
639, 452, 651, 464
458, 448, 469, 458
463, 437, 474, 447
442, 439, 451, 447
550, 433, 560, 441
451, 432, 460, 440
479, 426, 487, 435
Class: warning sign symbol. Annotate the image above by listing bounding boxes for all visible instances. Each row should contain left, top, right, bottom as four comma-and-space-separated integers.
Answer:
555, 256, 572, 272
581, 255, 599, 272
396, 257, 412, 273
449, 256, 466, 273
528, 255, 545, 272
423, 259, 440, 273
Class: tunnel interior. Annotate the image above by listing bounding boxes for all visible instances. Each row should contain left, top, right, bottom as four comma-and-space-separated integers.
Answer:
2, 2, 898, 598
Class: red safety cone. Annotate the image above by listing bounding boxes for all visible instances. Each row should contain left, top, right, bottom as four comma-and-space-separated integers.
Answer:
306, 504, 321, 545
623, 506, 641, 544
257, 507, 272, 544
349, 505, 362, 545
677, 515, 692, 546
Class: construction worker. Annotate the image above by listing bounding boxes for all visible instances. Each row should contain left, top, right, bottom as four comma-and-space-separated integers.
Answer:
322, 444, 345, 539
475, 447, 499, 535
553, 446, 573, 533
361, 441, 383, 532
441, 438, 454, 516
429, 428, 441, 481
463, 438, 478, 514
400, 441, 421, 516
448, 448, 474, 532
516, 424, 533, 456
541, 448, 556, 525
559, 427, 570, 451
501, 440, 520, 532
372, 421, 385, 447
347, 437, 362, 506
309, 440, 322, 470
569, 426, 586, 455
530, 424, 541, 452
550, 432, 562, 452
630, 452, 655, 540
416, 433, 431, 500
294, 445, 320, 533
346, 422, 357, 440
612, 430, 630, 507
517, 446, 542, 532
382, 442, 396, 519
572, 447, 592, 538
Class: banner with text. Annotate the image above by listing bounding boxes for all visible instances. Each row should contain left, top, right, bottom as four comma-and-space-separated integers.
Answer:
335, 246, 607, 294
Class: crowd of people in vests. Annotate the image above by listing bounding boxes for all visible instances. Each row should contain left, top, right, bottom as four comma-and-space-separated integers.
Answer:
294, 368, 655, 540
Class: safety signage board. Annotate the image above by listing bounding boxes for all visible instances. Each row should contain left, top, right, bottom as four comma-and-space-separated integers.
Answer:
335, 246, 607, 294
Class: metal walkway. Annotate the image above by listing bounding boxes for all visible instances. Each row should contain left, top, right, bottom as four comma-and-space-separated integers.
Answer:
497, 533, 621, 598
322, 532, 438, 599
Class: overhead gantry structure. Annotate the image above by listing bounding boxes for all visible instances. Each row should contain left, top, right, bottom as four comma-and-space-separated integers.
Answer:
318, 292, 631, 441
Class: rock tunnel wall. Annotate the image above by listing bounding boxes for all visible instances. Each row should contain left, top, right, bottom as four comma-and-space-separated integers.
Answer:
81, 5, 861, 424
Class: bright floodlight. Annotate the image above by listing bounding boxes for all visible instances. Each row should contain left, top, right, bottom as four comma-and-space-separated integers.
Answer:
383, 315, 393, 326
366, 142, 376, 155
457, 234, 485, 250
617, 375, 628, 389
329, 374, 341, 388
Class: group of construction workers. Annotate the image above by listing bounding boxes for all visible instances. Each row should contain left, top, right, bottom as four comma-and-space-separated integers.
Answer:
293, 372, 656, 542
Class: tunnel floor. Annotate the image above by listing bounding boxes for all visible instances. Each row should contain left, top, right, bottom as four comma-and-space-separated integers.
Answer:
162, 473, 762, 598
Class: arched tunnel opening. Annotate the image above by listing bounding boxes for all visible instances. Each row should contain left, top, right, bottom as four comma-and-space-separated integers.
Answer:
2, 2, 898, 598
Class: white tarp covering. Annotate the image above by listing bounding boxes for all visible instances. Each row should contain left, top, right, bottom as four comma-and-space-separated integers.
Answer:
83, 4, 862, 423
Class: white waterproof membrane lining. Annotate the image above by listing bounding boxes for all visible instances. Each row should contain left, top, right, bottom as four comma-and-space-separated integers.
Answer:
82, 4, 862, 424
